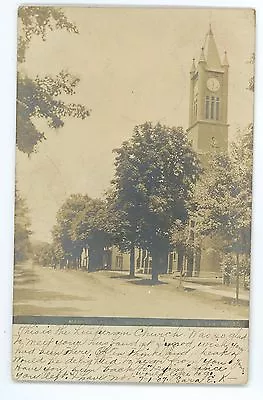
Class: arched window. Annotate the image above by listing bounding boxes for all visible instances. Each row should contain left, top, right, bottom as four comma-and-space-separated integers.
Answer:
211, 96, 215, 119
193, 93, 198, 119
216, 97, 220, 120
205, 96, 220, 120
205, 96, 210, 119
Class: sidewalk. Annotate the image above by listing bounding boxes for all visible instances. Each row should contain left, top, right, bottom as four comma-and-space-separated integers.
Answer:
182, 280, 249, 302
91, 269, 249, 303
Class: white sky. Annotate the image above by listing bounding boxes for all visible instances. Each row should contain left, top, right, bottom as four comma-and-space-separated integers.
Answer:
16, 7, 255, 242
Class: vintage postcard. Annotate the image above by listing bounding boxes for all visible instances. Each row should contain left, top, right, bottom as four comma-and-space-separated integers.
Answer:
12, 6, 255, 384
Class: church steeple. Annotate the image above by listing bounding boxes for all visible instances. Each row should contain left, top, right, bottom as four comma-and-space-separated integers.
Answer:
187, 25, 229, 155
204, 25, 222, 70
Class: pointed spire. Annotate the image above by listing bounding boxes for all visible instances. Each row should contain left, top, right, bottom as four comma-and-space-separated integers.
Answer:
222, 50, 229, 67
199, 46, 206, 63
204, 25, 222, 70
190, 58, 196, 74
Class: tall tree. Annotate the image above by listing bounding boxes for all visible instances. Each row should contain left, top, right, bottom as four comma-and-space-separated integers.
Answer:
111, 122, 201, 282
14, 189, 32, 263
194, 126, 253, 302
52, 194, 91, 268
71, 199, 110, 272
15, 7, 91, 267
34, 242, 60, 269
17, 6, 90, 154
106, 189, 138, 277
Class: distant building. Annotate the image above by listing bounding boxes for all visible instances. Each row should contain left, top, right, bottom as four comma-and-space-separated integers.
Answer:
102, 247, 152, 274
103, 246, 130, 272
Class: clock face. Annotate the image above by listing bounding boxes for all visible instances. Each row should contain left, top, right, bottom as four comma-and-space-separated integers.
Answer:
207, 77, 220, 92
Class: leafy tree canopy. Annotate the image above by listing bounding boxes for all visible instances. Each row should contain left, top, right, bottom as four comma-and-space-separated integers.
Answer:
70, 198, 110, 247
17, 6, 90, 154
110, 122, 201, 280
112, 122, 201, 247
194, 124, 253, 256
18, 6, 78, 63
52, 194, 91, 260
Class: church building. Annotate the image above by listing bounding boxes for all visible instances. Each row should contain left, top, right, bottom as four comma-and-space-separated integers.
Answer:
89, 27, 230, 279
169, 26, 230, 278
188, 26, 229, 277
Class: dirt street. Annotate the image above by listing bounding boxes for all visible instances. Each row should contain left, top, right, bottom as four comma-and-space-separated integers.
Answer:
13, 262, 249, 319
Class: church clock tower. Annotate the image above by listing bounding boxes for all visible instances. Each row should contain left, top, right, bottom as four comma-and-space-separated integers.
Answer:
182, 27, 230, 278
187, 26, 229, 155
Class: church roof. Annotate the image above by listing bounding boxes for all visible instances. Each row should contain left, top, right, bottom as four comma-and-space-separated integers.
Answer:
201, 25, 224, 72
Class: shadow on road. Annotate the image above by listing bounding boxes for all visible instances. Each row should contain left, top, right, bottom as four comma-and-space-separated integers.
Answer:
14, 269, 38, 286
13, 288, 91, 303
109, 274, 141, 280
15, 277, 38, 286
131, 279, 168, 286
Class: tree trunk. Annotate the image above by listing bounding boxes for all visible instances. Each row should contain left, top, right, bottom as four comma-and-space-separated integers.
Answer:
159, 250, 169, 274
168, 253, 173, 273
88, 245, 104, 272
129, 245, 135, 278
151, 250, 159, 283
194, 248, 201, 277
152, 250, 170, 282
236, 253, 240, 304
186, 249, 194, 277
72, 257, 77, 269
177, 248, 184, 288
177, 250, 184, 272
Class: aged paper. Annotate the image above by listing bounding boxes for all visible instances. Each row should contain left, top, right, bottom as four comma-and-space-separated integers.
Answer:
13, 7, 255, 384
13, 324, 248, 384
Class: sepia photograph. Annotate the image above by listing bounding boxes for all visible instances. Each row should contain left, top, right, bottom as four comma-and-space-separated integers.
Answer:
13, 6, 255, 321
